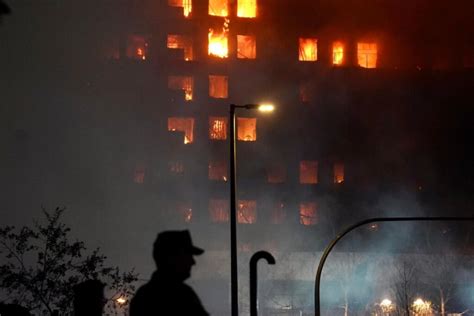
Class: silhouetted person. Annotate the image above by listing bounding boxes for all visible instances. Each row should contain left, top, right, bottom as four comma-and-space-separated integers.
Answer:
0, 303, 31, 316
73, 279, 105, 316
130, 230, 209, 315
0, 0, 10, 18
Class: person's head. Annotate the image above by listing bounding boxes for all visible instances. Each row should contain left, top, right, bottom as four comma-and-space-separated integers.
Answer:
73, 279, 105, 316
152, 230, 204, 281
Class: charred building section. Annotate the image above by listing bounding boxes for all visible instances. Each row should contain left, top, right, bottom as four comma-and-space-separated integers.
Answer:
95, 0, 474, 253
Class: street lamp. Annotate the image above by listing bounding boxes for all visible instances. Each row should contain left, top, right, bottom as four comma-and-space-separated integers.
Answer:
229, 103, 274, 316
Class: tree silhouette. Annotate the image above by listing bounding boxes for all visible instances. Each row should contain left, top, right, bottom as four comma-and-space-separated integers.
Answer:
0, 207, 138, 315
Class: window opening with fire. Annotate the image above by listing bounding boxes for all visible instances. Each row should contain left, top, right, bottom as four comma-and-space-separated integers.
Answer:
168, 0, 192, 17
237, 35, 256, 59
237, 0, 257, 18
167, 117, 194, 144
209, 160, 227, 181
300, 160, 318, 184
299, 38, 318, 61
209, 117, 227, 140
209, 199, 229, 222
126, 35, 148, 61
176, 202, 193, 223
300, 202, 318, 225
209, 75, 228, 98
209, 0, 228, 16
266, 164, 286, 183
332, 41, 344, 65
271, 202, 286, 224
357, 42, 377, 68
237, 117, 257, 141
334, 162, 344, 184
168, 76, 194, 101
238, 200, 257, 224
208, 26, 229, 58
167, 35, 193, 61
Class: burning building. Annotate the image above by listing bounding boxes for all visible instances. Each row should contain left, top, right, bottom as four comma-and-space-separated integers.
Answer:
2, 0, 474, 314
96, 0, 474, 314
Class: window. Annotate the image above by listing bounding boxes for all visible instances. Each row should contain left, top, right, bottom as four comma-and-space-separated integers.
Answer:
209, 75, 228, 98
238, 200, 257, 224
133, 165, 145, 184
300, 160, 318, 184
126, 35, 148, 61
176, 202, 193, 223
209, 117, 227, 140
168, 117, 194, 144
299, 82, 312, 102
237, 118, 257, 141
357, 42, 377, 68
300, 202, 318, 225
332, 41, 344, 65
168, 0, 192, 17
237, 35, 256, 59
167, 35, 193, 61
209, 0, 228, 16
168, 76, 194, 101
237, 0, 257, 18
267, 164, 286, 183
271, 202, 286, 224
334, 162, 344, 184
169, 161, 184, 174
208, 29, 229, 58
299, 38, 317, 61
209, 199, 229, 222
209, 160, 227, 181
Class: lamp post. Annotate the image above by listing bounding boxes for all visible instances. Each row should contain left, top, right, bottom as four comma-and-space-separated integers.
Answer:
229, 103, 274, 316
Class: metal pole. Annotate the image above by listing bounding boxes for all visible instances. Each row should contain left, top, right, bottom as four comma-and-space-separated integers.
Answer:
229, 104, 238, 316
314, 216, 474, 316
250, 251, 276, 316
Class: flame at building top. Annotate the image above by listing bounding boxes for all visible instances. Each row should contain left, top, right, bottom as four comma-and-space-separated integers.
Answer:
237, 0, 257, 18
168, 0, 192, 17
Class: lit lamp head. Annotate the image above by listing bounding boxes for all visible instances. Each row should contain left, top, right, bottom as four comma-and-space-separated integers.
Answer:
244, 103, 275, 112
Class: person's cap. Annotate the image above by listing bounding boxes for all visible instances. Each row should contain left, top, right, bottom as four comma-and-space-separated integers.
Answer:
153, 230, 204, 256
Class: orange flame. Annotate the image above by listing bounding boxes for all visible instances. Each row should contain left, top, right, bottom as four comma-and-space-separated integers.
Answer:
357, 42, 377, 68
333, 41, 344, 65
208, 28, 229, 58
209, 0, 228, 16
237, 0, 257, 18
299, 38, 317, 61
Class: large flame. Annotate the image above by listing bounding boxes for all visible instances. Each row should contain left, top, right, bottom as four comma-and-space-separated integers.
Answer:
209, 0, 228, 16
299, 38, 317, 61
333, 41, 344, 65
357, 42, 377, 68
208, 28, 228, 58
182, 0, 191, 17
237, 0, 257, 18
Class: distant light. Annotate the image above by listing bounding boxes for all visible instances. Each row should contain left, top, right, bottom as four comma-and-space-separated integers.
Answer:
413, 298, 424, 306
380, 299, 392, 307
116, 297, 127, 304
258, 104, 274, 112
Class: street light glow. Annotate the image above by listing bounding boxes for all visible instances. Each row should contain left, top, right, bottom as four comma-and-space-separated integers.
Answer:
116, 296, 127, 304
258, 103, 275, 112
